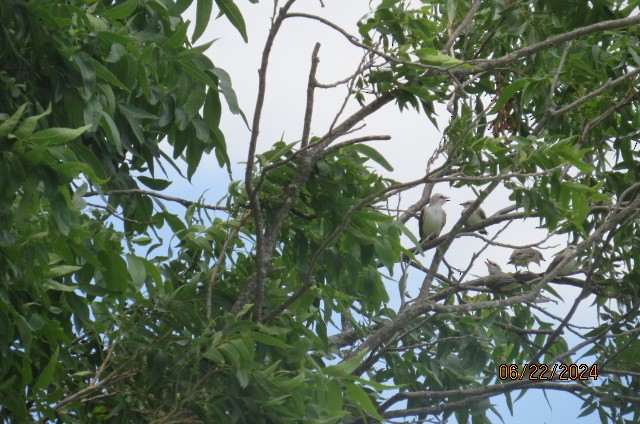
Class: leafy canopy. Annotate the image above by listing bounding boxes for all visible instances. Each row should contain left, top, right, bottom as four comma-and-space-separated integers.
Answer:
1, 0, 640, 423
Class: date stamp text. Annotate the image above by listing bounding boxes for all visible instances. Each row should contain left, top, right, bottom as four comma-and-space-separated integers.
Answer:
498, 363, 598, 381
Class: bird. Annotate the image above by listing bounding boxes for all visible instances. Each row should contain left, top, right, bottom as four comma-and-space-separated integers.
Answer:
508, 247, 545, 270
546, 246, 578, 276
485, 259, 520, 292
460, 200, 488, 235
485, 259, 503, 275
419, 193, 449, 241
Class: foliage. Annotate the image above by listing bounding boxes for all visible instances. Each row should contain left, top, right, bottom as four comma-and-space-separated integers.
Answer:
1, 0, 639, 423
0, 0, 237, 421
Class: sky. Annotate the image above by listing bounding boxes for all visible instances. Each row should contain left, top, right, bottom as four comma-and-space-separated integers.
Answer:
171, 1, 606, 423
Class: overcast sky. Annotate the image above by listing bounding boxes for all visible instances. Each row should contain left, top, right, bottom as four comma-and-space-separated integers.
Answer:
173, 2, 605, 422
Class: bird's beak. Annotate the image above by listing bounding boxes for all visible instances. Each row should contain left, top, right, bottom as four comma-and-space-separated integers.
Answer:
444, 197, 450, 202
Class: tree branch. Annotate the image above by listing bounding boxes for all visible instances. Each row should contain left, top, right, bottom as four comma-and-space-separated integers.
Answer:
471, 14, 640, 69
301, 43, 321, 148
442, 0, 483, 53
84, 189, 228, 211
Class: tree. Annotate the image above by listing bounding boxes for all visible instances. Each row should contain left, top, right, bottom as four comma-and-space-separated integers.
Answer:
1, 0, 639, 423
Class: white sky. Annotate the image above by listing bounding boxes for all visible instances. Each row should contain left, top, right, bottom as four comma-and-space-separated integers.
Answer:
173, 1, 607, 423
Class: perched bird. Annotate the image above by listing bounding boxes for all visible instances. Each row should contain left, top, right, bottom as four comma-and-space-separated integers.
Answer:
419, 193, 449, 241
460, 200, 488, 235
546, 246, 578, 276
485, 259, 503, 275
485, 259, 520, 292
508, 247, 545, 270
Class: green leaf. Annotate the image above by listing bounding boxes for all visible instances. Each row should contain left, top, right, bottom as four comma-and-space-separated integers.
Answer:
92, 60, 130, 92
53, 162, 109, 184
50, 192, 71, 236
165, 20, 190, 48
323, 349, 368, 377
72, 143, 110, 181
251, 332, 292, 349
163, 212, 187, 234
350, 144, 393, 171
71, 243, 102, 268
351, 375, 404, 391
193, 0, 213, 43
176, 40, 217, 61
100, 112, 123, 155
34, 346, 60, 390
171, 0, 194, 15
28, 125, 91, 146
73, 52, 96, 100
0, 103, 27, 138
105, 43, 126, 63
273, 372, 305, 390
203, 346, 226, 364
236, 369, 249, 388
344, 381, 383, 420
43, 280, 78, 292
175, 57, 219, 90
117, 103, 158, 120
218, 342, 242, 368
414, 48, 462, 66
98, 251, 128, 294
126, 254, 146, 287
138, 176, 172, 190
215, 0, 248, 42
15, 104, 52, 139
48, 265, 83, 278
102, 0, 139, 19
374, 239, 395, 273
210, 66, 245, 120
186, 137, 204, 180
148, 351, 168, 387
490, 78, 533, 114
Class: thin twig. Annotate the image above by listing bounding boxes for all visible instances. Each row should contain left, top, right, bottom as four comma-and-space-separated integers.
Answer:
471, 14, 640, 69
245, 0, 297, 196
324, 135, 391, 155
84, 189, 228, 211
301, 43, 321, 148
534, 66, 640, 134
246, 0, 297, 321
442, 0, 482, 53
285, 13, 449, 72
85, 202, 153, 225
90, 333, 121, 386
206, 212, 251, 321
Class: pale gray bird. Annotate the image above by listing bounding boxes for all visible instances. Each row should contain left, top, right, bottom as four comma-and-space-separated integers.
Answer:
460, 200, 488, 235
419, 193, 449, 241
546, 246, 578, 276
484, 259, 519, 292
508, 247, 545, 270
485, 259, 503, 275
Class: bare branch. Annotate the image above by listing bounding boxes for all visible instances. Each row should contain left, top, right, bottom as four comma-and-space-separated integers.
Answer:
285, 13, 448, 72
324, 135, 391, 155
245, 0, 298, 198
471, 14, 640, 69
534, 66, 640, 133
329, 49, 372, 132
442, 0, 483, 53
380, 381, 585, 417
301, 43, 321, 148
84, 189, 228, 211
85, 202, 154, 225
